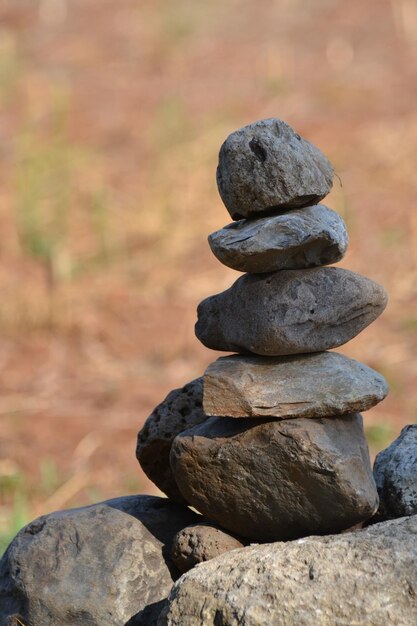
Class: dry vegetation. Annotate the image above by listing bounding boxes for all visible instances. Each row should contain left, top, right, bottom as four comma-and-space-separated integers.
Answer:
0, 0, 416, 552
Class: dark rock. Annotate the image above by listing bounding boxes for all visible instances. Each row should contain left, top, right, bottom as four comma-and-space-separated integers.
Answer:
171, 524, 245, 573
203, 352, 388, 419
373, 425, 417, 521
0, 495, 200, 626
136, 378, 207, 502
159, 515, 417, 626
195, 267, 387, 356
170, 414, 378, 542
208, 205, 348, 273
216, 118, 334, 220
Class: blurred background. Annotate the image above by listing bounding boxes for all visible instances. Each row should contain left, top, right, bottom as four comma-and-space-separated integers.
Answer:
0, 0, 416, 553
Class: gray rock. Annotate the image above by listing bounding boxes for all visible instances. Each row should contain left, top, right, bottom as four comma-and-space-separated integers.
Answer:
159, 515, 417, 626
373, 425, 417, 521
203, 352, 388, 419
0, 495, 200, 626
195, 267, 387, 356
136, 378, 207, 502
208, 205, 348, 273
171, 524, 245, 574
216, 118, 334, 220
170, 414, 378, 542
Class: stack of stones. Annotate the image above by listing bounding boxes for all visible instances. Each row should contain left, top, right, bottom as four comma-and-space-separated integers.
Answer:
137, 118, 388, 548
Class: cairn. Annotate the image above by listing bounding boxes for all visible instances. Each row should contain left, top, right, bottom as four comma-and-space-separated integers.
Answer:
137, 118, 388, 544
1, 119, 399, 626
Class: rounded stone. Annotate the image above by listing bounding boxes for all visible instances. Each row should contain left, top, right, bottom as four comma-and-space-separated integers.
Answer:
171, 524, 245, 573
136, 378, 207, 503
216, 118, 334, 220
373, 425, 417, 521
0, 495, 201, 626
160, 516, 417, 626
195, 267, 387, 356
170, 414, 378, 542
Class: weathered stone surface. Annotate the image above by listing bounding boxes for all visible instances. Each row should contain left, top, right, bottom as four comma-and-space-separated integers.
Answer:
159, 515, 417, 626
208, 205, 348, 273
203, 352, 388, 419
136, 378, 207, 502
373, 425, 417, 521
216, 118, 334, 220
171, 524, 245, 573
195, 267, 387, 356
0, 495, 200, 626
170, 414, 378, 542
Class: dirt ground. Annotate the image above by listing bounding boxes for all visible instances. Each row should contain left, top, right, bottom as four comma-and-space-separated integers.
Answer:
0, 0, 416, 546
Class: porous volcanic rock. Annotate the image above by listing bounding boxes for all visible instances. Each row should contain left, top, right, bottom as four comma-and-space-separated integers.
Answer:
0, 495, 200, 626
208, 205, 348, 273
170, 414, 378, 542
216, 118, 334, 220
195, 267, 387, 356
159, 515, 417, 626
171, 524, 245, 573
203, 352, 388, 419
136, 378, 207, 502
373, 425, 417, 521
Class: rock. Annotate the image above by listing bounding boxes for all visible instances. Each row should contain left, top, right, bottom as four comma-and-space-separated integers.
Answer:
171, 524, 245, 573
0, 495, 201, 626
195, 267, 387, 356
216, 118, 334, 220
208, 205, 348, 273
159, 515, 417, 626
373, 425, 417, 521
203, 352, 388, 419
170, 414, 378, 542
136, 378, 207, 502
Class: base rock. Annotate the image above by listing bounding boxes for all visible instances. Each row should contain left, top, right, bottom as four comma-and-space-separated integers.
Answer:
159, 515, 417, 626
0, 495, 200, 626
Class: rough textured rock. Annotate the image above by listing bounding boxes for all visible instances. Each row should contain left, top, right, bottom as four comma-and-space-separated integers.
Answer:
195, 267, 387, 356
203, 352, 388, 419
216, 118, 334, 220
159, 515, 417, 626
208, 204, 348, 273
171, 524, 245, 573
136, 378, 207, 502
373, 425, 417, 521
170, 414, 378, 542
0, 495, 201, 626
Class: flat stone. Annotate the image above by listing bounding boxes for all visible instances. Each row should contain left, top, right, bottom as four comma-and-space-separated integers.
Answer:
208, 205, 348, 273
373, 425, 417, 521
216, 118, 334, 220
170, 524, 245, 573
136, 378, 207, 502
170, 414, 378, 542
0, 495, 201, 626
203, 352, 388, 419
195, 267, 387, 356
159, 516, 417, 626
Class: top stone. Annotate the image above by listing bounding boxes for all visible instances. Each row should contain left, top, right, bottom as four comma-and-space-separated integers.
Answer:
217, 118, 334, 220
